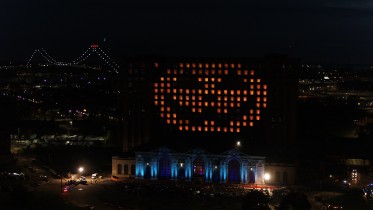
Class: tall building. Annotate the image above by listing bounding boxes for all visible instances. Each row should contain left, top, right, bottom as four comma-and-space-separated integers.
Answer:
121, 55, 298, 156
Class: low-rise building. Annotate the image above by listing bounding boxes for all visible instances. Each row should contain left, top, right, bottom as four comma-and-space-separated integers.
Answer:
112, 147, 267, 184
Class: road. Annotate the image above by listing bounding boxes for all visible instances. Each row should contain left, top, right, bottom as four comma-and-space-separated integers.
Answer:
36, 178, 114, 210
33, 177, 249, 210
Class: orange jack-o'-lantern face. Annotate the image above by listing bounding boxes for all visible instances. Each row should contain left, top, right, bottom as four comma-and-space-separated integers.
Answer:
153, 62, 268, 133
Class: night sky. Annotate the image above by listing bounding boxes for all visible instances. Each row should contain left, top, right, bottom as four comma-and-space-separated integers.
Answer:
1, 0, 373, 65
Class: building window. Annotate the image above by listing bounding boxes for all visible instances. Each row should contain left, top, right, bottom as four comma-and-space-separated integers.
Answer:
283, 172, 288, 184
275, 171, 281, 183
124, 164, 129, 174
117, 164, 123, 174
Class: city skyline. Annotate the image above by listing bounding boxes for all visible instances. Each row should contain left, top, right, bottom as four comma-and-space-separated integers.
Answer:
2, 0, 373, 65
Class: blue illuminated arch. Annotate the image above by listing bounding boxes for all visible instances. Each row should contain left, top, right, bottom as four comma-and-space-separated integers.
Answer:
213, 163, 220, 182
159, 155, 171, 179
249, 169, 255, 183
145, 164, 151, 178
228, 158, 241, 183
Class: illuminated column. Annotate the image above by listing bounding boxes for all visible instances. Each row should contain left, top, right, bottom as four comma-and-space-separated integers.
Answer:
185, 159, 192, 180
171, 159, 178, 180
255, 161, 265, 184
150, 159, 158, 179
208, 161, 213, 182
135, 158, 145, 179
240, 161, 248, 184
220, 161, 227, 183
205, 161, 212, 182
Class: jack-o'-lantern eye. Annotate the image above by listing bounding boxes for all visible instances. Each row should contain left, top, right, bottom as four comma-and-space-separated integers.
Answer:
153, 63, 268, 133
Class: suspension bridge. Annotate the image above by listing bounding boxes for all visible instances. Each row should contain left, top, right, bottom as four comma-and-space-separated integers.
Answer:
26, 44, 120, 73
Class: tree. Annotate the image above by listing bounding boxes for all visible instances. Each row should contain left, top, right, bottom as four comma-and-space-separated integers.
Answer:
277, 192, 311, 210
242, 190, 271, 210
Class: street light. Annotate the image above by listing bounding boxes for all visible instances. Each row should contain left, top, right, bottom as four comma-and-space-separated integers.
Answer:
68, 121, 73, 136
78, 167, 84, 178
236, 141, 241, 147
264, 173, 271, 183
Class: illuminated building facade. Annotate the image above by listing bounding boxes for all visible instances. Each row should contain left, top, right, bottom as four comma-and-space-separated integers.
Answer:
122, 55, 298, 154
113, 147, 265, 184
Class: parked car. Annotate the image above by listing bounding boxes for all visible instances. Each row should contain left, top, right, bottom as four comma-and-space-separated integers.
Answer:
111, 175, 119, 181
39, 175, 48, 182
79, 177, 88, 185
322, 203, 343, 210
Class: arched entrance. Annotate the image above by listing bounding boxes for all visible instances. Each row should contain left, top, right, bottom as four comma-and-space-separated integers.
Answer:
117, 164, 122, 175
178, 167, 185, 180
193, 158, 205, 182
249, 170, 255, 183
145, 164, 151, 179
213, 165, 220, 182
158, 156, 171, 179
228, 159, 240, 183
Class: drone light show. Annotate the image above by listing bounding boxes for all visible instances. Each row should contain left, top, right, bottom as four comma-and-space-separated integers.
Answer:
153, 62, 268, 133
